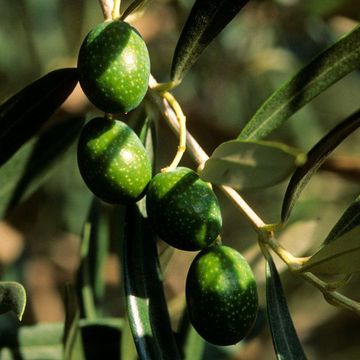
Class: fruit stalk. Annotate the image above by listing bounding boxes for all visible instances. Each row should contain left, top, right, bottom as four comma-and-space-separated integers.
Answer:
148, 76, 360, 316
98, 0, 114, 21
112, 0, 121, 19
161, 91, 187, 172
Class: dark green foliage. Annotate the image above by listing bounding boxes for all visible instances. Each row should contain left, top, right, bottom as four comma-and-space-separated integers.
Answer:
123, 205, 181, 360
266, 258, 307, 360
77, 117, 152, 204
146, 167, 222, 251
171, 0, 250, 82
77, 20, 150, 113
282, 108, 360, 222
0, 68, 78, 165
186, 245, 258, 345
238, 25, 360, 141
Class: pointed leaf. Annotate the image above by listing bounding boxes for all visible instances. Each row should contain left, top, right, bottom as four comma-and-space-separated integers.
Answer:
0, 68, 78, 164
0, 322, 63, 359
63, 285, 85, 360
200, 140, 306, 190
0, 282, 26, 321
5, 116, 85, 214
0, 319, 123, 359
282, 109, 360, 222
300, 226, 360, 275
176, 311, 205, 360
266, 258, 307, 360
323, 195, 360, 245
171, 0, 250, 82
76, 197, 110, 319
122, 205, 181, 360
121, 0, 152, 21
121, 317, 138, 360
238, 25, 360, 141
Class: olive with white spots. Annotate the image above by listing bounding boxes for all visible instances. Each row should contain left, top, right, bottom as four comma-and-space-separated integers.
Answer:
146, 167, 222, 251
77, 117, 152, 204
186, 245, 258, 345
78, 20, 150, 113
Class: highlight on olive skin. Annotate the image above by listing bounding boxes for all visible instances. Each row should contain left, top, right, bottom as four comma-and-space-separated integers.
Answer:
146, 167, 223, 251
186, 244, 259, 346
77, 117, 152, 204
77, 20, 150, 113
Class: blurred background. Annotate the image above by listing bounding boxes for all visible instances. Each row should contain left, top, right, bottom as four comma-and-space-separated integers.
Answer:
0, 0, 359, 359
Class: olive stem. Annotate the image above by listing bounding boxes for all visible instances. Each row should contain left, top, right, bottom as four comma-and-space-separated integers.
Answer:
148, 75, 360, 316
299, 272, 360, 315
153, 80, 182, 93
149, 77, 187, 172
112, 0, 121, 19
264, 232, 308, 270
98, 0, 114, 21
161, 91, 187, 172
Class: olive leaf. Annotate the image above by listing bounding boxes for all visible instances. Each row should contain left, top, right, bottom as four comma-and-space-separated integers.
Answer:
238, 24, 360, 141
122, 205, 181, 360
266, 258, 307, 360
0, 68, 78, 165
171, 0, 250, 82
281, 108, 360, 223
76, 198, 109, 319
0, 282, 26, 321
121, 317, 138, 360
0, 322, 63, 359
0, 319, 123, 359
63, 285, 85, 360
200, 140, 306, 190
5, 116, 85, 215
176, 311, 205, 360
300, 226, 360, 275
121, 0, 152, 21
323, 194, 360, 245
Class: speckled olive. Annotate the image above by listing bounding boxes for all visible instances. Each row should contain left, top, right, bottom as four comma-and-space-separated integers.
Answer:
186, 245, 258, 345
78, 20, 150, 113
77, 117, 151, 204
146, 167, 222, 251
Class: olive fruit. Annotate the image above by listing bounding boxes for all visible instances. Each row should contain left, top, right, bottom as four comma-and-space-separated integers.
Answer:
78, 20, 150, 113
146, 167, 222, 251
77, 117, 152, 204
186, 245, 258, 345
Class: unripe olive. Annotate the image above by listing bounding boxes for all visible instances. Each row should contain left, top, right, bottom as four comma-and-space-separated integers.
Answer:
146, 167, 222, 251
186, 245, 258, 345
77, 117, 152, 203
78, 20, 150, 113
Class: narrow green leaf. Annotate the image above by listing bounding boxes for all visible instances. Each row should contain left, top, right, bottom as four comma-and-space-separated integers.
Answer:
171, 0, 250, 82
121, 0, 152, 21
0, 68, 78, 164
266, 258, 307, 360
282, 109, 360, 222
0, 320, 123, 360
76, 197, 109, 319
200, 140, 306, 190
5, 116, 85, 214
122, 205, 181, 360
76, 221, 97, 320
0, 322, 63, 360
0, 282, 26, 321
323, 195, 360, 245
300, 226, 360, 275
238, 25, 360, 141
121, 317, 138, 360
63, 285, 85, 360
176, 311, 205, 360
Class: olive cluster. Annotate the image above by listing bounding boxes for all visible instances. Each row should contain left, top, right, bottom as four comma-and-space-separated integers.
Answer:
77, 20, 258, 346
